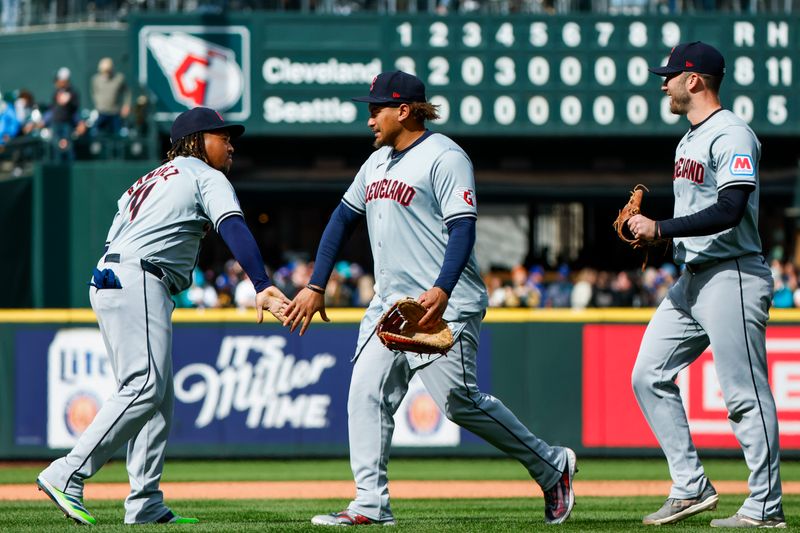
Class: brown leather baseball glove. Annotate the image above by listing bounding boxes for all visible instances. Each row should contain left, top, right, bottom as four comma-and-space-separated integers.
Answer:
613, 184, 649, 248
377, 298, 454, 355
612, 184, 670, 270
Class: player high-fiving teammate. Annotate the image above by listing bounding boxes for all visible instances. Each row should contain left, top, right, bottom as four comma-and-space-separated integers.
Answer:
36, 107, 291, 525
284, 71, 577, 527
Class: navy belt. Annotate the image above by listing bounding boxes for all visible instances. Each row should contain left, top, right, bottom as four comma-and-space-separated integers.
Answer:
104, 253, 174, 291
684, 253, 758, 275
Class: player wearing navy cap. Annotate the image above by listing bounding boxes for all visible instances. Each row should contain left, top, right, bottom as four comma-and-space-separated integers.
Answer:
628, 42, 784, 527
36, 107, 291, 525
284, 71, 577, 527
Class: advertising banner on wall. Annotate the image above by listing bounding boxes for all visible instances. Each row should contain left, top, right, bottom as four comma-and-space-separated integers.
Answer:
582, 324, 800, 449
13, 324, 483, 452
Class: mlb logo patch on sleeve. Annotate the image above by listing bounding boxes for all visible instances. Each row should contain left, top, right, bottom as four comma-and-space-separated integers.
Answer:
730, 154, 755, 176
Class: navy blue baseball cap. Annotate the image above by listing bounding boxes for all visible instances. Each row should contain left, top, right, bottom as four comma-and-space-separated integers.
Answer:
649, 41, 725, 77
352, 71, 427, 105
170, 107, 245, 144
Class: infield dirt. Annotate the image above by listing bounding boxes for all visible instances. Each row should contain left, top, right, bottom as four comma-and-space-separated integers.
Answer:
2, 480, 799, 501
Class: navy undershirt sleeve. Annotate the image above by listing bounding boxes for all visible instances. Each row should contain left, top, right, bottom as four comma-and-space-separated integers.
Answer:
434, 217, 476, 297
659, 185, 752, 238
309, 202, 364, 288
218, 215, 272, 292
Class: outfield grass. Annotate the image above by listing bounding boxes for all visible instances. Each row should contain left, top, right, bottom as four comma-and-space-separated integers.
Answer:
1, 459, 795, 531
1, 457, 797, 484
0, 496, 796, 532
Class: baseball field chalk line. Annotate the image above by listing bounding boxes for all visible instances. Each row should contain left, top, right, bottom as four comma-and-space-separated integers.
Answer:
3, 480, 797, 501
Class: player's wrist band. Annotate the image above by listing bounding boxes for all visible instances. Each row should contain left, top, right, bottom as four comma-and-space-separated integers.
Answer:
306, 284, 325, 294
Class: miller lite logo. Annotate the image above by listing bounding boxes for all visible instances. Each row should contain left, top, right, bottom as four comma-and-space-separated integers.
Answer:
730, 154, 755, 177
139, 26, 251, 121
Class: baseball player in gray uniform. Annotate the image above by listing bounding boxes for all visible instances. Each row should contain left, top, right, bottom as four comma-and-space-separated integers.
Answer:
283, 71, 576, 526
36, 107, 290, 525
628, 42, 784, 528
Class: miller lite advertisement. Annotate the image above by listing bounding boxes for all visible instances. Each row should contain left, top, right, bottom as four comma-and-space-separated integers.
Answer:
13, 325, 489, 451
138, 25, 251, 122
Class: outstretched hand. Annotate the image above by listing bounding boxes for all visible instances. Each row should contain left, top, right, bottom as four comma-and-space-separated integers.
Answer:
255, 286, 291, 324
417, 287, 448, 330
283, 287, 330, 336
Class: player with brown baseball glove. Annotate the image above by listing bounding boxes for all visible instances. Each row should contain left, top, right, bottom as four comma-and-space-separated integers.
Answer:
377, 297, 454, 355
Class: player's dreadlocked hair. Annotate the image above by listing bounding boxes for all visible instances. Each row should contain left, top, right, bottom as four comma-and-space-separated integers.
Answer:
408, 102, 440, 123
166, 132, 209, 165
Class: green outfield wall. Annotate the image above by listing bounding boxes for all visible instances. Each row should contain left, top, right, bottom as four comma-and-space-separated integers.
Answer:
0, 14, 796, 136
2, 308, 799, 459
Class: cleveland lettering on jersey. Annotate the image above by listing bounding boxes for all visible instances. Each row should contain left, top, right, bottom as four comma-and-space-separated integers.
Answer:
673, 157, 704, 184
364, 178, 416, 206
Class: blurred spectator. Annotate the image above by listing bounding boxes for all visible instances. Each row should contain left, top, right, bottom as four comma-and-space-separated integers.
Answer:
187, 267, 219, 308
0, 96, 20, 146
486, 273, 507, 307
234, 273, 257, 309
215, 259, 243, 307
508, 264, 540, 307
46, 67, 86, 162
592, 270, 615, 307
570, 268, 596, 309
13, 89, 44, 136
355, 273, 375, 306
91, 57, 130, 136
325, 267, 353, 307
612, 270, 637, 306
527, 265, 546, 306
773, 261, 797, 308
544, 264, 572, 307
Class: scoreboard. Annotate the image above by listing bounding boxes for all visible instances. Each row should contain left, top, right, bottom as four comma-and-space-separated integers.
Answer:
133, 14, 798, 136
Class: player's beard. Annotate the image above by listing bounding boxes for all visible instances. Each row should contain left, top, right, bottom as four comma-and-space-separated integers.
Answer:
372, 128, 398, 149
669, 87, 691, 115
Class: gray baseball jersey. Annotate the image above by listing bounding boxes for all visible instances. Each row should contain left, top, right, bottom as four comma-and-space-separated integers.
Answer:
104, 155, 243, 292
38, 155, 240, 524
343, 133, 488, 367
633, 109, 782, 522
339, 132, 570, 523
672, 110, 762, 265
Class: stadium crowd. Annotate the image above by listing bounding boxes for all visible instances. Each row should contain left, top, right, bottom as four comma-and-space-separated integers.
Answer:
173, 256, 800, 310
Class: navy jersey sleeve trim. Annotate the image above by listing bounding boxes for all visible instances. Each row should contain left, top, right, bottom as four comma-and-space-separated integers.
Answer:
342, 198, 366, 215
217, 215, 272, 292
659, 186, 751, 239
214, 210, 245, 232
719, 181, 756, 191
434, 217, 476, 297
308, 202, 364, 288
443, 212, 477, 224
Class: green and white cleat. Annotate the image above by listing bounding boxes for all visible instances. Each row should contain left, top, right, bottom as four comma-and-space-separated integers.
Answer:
156, 510, 200, 524
36, 476, 96, 525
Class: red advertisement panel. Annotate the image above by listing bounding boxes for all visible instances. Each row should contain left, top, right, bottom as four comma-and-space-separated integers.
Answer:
582, 325, 800, 449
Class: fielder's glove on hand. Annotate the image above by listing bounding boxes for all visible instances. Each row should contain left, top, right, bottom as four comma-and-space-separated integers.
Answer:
613, 184, 649, 248
612, 184, 670, 270
377, 298, 454, 355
